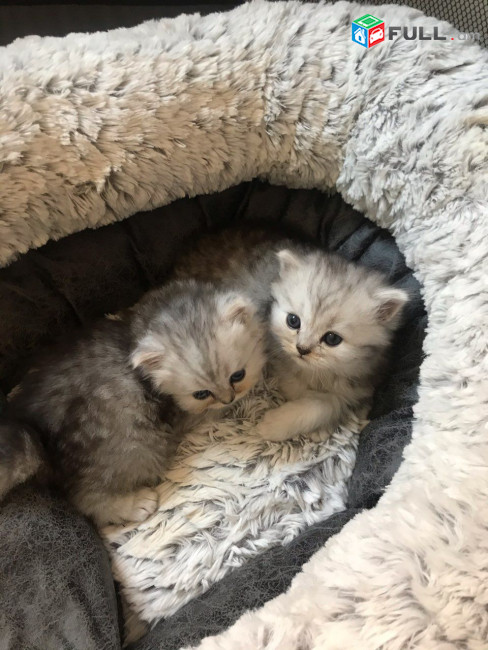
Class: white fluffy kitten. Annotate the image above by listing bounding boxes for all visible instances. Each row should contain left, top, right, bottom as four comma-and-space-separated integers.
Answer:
255, 248, 409, 441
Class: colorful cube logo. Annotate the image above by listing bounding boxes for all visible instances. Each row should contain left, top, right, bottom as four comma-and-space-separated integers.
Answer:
352, 14, 385, 48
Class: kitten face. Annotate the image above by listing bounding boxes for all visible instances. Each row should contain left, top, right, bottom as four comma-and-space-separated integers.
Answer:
270, 249, 408, 379
131, 282, 266, 414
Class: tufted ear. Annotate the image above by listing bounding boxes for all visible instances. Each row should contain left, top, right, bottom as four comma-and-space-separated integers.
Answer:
276, 249, 300, 275
222, 295, 256, 326
375, 287, 409, 324
130, 335, 165, 371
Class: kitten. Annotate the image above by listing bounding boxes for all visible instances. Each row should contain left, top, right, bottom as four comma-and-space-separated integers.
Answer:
1, 280, 266, 526
259, 247, 408, 441
173, 228, 408, 441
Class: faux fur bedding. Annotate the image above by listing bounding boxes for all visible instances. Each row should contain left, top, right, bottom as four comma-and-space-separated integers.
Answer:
104, 379, 361, 642
0, 2, 487, 650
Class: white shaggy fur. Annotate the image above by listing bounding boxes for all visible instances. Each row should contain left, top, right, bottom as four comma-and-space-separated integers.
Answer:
102, 378, 360, 642
0, 2, 487, 648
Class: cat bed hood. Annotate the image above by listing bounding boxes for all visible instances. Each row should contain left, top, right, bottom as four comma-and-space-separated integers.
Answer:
0, 2, 487, 649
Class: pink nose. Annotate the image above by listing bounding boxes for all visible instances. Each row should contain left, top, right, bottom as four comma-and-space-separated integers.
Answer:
220, 389, 235, 405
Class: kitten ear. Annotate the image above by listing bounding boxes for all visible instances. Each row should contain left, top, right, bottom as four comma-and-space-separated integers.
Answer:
131, 335, 165, 371
222, 295, 256, 326
375, 288, 409, 324
276, 249, 300, 275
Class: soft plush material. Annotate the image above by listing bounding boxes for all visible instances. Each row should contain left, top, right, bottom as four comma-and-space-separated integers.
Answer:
0, 484, 120, 650
0, 1, 487, 649
104, 379, 361, 642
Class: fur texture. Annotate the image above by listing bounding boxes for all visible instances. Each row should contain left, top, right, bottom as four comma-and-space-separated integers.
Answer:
103, 377, 362, 643
5, 280, 266, 526
0, 1, 487, 648
0, 418, 45, 500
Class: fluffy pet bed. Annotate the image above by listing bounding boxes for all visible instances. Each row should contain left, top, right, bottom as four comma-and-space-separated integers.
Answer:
0, 2, 486, 649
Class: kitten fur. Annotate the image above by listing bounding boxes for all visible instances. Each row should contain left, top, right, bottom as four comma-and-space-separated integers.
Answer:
173, 227, 409, 441
1, 279, 266, 526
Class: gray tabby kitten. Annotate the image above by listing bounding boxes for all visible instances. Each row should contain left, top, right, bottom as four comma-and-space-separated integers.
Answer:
1, 279, 266, 526
174, 228, 409, 442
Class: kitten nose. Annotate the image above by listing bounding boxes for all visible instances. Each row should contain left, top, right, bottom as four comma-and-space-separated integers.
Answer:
296, 345, 311, 356
220, 391, 235, 405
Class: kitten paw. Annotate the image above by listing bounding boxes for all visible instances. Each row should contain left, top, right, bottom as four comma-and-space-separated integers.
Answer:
255, 412, 292, 442
77, 487, 160, 527
128, 487, 159, 522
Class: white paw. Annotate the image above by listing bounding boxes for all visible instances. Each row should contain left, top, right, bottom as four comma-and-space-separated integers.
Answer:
127, 487, 159, 522
255, 411, 291, 442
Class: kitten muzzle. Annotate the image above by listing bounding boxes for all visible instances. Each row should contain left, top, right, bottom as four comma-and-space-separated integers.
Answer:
296, 345, 311, 357
219, 389, 235, 405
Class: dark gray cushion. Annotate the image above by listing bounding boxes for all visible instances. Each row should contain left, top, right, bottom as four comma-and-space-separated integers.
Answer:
0, 484, 120, 650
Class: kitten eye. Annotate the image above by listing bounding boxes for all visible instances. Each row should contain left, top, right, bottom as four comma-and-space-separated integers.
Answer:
193, 390, 212, 400
321, 331, 343, 347
230, 369, 246, 384
286, 313, 301, 330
